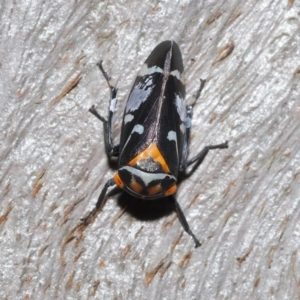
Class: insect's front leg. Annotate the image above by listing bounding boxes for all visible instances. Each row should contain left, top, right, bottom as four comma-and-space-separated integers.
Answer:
89, 61, 119, 158
81, 178, 116, 223
171, 196, 201, 248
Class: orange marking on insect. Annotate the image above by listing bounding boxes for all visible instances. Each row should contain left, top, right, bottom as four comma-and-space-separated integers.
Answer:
114, 173, 124, 188
129, 178, 143, 194
148, 184, 162, 196
128, 143, 170, 173
165, 185, 177, 196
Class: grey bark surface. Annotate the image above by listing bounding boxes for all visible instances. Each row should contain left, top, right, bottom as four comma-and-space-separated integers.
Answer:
1, 1, 299, 299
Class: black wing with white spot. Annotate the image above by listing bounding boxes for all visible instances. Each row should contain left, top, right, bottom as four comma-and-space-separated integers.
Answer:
119, 41, 186, 176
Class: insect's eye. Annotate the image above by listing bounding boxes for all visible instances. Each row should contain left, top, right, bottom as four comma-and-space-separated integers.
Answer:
165, 184, 177, 196
114, 173, 124, 188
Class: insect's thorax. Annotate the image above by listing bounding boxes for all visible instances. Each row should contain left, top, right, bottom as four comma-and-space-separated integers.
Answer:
114, 141, 177, 199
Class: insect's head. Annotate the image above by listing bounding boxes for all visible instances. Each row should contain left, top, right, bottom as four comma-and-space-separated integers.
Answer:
114, 167, 177, 199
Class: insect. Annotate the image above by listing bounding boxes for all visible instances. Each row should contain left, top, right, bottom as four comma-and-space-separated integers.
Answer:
81, 40, 228, 247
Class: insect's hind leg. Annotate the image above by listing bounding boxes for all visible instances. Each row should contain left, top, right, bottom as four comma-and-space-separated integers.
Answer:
89, 61, 119, 157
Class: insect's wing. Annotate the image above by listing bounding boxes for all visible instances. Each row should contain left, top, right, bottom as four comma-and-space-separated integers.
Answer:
119, 41, 186, 176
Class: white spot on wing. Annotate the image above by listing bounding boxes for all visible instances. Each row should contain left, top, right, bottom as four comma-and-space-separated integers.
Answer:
139, 64, 163, 76
132, 124, 144, 134
124, 114, 134, 124
180, 123, 186, 134
170, 70, 184, 83
167, 131, 177, 141
167, 130, 178, 158
125, 76, 154, 113
175, 93, 186, 122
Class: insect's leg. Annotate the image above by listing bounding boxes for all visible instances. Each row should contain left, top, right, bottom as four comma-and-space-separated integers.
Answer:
81, 178, 116, 223
184, 141, 228, 169
89, 61, 119, 157
171, 196, 201, 248
181, 79, 206, 169
191, 78, 206, 106
187, 79, 206, 142
181, 79, 228, 170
